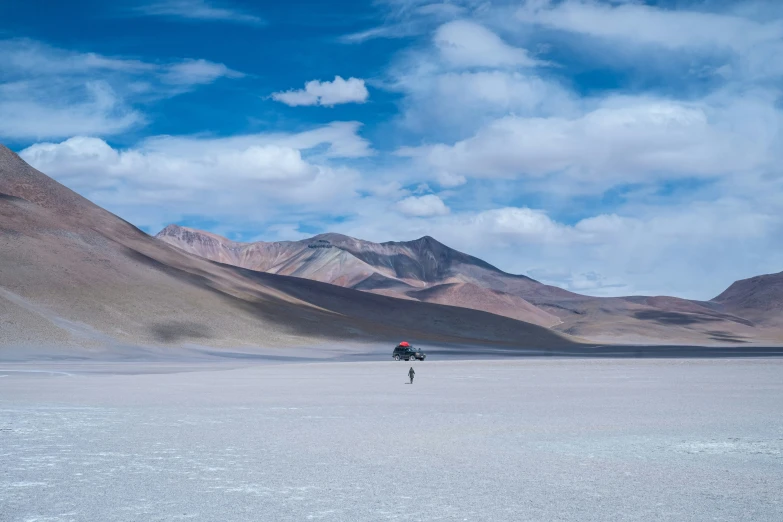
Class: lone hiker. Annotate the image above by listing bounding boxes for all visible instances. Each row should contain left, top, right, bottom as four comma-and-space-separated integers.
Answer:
408, 366, 415, 384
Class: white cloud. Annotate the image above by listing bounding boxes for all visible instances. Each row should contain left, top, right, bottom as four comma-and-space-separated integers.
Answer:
516, 0, 783, 53
400, 94, 779, 190
136, 0, 265, 25
434, 20, 542, 68
515, 0, 783, 81
331, 195, 783, 299
335, 1, 783, 298
269, 122, 374, 158
161, 59, 244, 85
0, 39, 242, 140
392, 68, 579, 140
395, 194, 450, 217
435, 171, 466, 188
139, 121, 373, 159
0, 81, 144, 140
271, 76, 369, 107
384, 18, 575, 142
18, 123, 369, 232
0, 39, 154, 76
341, 25, 413, 43
11, 0, 783, 302
340, 0, 481, 43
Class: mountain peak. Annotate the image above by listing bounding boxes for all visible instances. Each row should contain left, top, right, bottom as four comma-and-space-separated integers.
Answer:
0, 143, 17, 160
156, 223, 242, 248
309, 232, 356, 244
0, 142, 101, 216
412, 235, 441, 246
155, 224, 542, 287
157, 223, 185, 236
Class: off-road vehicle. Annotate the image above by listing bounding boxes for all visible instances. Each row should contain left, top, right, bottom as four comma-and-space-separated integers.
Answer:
392, 342, 426, 361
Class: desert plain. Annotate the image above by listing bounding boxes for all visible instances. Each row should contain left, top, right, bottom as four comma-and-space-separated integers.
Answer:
2, 350, 782, 522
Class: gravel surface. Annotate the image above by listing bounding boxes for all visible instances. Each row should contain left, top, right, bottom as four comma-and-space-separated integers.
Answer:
1, 358, 782, 521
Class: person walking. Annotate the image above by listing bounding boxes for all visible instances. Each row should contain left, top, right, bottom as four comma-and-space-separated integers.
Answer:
408, 366, 415, 384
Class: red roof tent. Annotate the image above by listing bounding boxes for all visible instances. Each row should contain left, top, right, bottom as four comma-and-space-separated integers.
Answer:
399, 342, 410, 347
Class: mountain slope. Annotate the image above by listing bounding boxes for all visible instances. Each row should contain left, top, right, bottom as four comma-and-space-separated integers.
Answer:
157, 225, 569, 327
157, 225, 783, 345
406, 283, 562, 328
0, 144, 577, 355
711, 271, 783, 326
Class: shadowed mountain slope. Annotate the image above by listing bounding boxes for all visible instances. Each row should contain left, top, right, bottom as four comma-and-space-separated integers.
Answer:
157, 224, 575, 327
157, 224, 783, 345
0, 144, 577, 354
711, 271, 783, 327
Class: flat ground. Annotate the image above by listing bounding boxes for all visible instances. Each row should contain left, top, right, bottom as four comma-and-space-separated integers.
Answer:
1, 357, 782, 521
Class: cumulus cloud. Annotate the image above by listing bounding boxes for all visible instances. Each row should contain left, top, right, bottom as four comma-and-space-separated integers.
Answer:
331, 195, 783, 299
19, 123, 369, 232
393, 69, 579, 141
0, 39, 242, 139
12, 0, 783, 301
386, 20, 574, 141
138, 121, 373, 160
271, 76, 369, 107
136, 0, 265, 25
400, 94, 779, 192
23, 137, 319, 186
515, 0, 783, 81
434, 20, 542, 68
435, 171, 466, 188
516, 0, 783, 53
319, 1, 783, 298
395, 194, 450, 217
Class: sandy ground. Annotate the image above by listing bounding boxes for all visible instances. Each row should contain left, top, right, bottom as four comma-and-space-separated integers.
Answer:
1, 357, 782, 521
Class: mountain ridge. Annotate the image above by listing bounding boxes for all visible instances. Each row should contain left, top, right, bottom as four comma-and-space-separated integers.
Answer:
0, 143, 578, 354
3, 141, 781, 350
156, 223, 565, 327
156, 223, 783, 344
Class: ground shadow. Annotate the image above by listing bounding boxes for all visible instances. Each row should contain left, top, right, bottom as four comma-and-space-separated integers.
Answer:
633, 310, 724, 325
150, 321, 213, 343
424, 345, 783, 359
708, 331, 750, 344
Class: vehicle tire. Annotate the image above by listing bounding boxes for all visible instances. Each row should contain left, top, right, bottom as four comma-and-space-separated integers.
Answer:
394, 355, 400, 361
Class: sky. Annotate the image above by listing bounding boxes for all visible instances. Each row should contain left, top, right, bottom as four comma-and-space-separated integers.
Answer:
1, 0, 782, 300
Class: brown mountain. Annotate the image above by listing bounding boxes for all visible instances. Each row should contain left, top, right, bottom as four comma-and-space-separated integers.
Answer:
0, 144, 578, 357
157, 225, 783, 346
2, 140, 779, 353
711, 271, 783, 327
156, 224, 565, 327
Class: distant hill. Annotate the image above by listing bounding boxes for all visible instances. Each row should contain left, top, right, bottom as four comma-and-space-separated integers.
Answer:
711, 271, 783, 327
2, 139, 779, 353
157, 224, 783, 345
0, 144, 580, 355
156, 224, 566, 327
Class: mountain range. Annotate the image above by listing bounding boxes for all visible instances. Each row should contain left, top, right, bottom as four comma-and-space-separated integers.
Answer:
0, 144, 578, 357
156, 224, 783, 346
1, 142, 781, 358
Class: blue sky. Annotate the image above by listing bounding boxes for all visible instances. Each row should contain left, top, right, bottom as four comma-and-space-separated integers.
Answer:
1, 0, 782, 299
